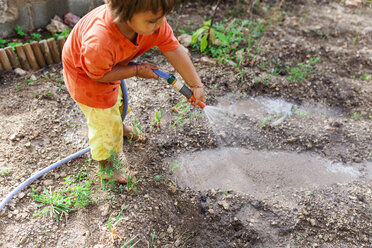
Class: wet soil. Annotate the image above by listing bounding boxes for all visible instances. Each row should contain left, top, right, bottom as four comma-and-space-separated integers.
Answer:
0, 1, 371, 248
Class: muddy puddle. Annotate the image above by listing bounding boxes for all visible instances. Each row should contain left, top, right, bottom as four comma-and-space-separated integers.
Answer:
171, 147, 371, 198
216, 96, 344, 119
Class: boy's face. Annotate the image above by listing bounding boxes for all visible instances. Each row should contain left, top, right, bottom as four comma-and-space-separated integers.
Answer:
127, 11, 165, 35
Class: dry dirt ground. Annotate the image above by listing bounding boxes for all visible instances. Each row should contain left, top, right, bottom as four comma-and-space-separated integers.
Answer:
0, 1, 371, 247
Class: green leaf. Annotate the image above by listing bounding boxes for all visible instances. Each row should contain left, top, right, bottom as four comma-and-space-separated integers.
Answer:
203, 20, 212, 27
200, 35, 208, 52
192, 27, 207, 43
215, 31, 228, 45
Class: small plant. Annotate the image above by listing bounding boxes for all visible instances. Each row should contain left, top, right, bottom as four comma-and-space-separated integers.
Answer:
359, 75, 372, 81
108, 205, 128, 242
53, 29, 72, 39
150, 232, 156, 248
1, 168, 11, 176
171, 98, 203, 128
31, 33, 42, 41
34, 91, 55, 99
31, 186, 72, 222
153, 175, 162, 180
219, 189, 230, 196
0, 38, 5, 48
98, 151, 124, 189
121, 237, 139, 247
352, 112, 361, 120
129, 115, 145, 141
14, 82, 25, 92
15, 25, 25, 37
8, 42, 22, 50
259, 116, 273, 127
150, 109, 163, 130
126, 172, 139, 194
170, 162, 180, 173
286, 57, 320, 83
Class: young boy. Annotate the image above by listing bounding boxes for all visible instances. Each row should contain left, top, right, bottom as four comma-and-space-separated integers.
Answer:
62, 0, 205, 183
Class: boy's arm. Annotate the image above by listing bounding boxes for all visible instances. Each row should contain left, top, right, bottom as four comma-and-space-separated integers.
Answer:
92, 63, 159, 83
163, 46, 205, 106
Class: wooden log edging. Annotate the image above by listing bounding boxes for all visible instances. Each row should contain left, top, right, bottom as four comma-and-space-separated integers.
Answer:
0, 36, 66, 72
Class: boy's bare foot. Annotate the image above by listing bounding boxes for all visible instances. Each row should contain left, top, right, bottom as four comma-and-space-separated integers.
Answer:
123, 125, 139, 140
98, 160, 137, 184
112, 167, 137, 184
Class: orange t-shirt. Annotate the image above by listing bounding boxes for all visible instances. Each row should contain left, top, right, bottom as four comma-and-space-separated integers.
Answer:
62, 4, 179, 108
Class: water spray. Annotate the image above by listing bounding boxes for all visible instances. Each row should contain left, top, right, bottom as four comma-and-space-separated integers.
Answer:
129, 62, 206, 109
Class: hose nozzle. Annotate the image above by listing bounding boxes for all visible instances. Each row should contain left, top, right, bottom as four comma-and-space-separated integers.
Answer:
168, 77, 205, 109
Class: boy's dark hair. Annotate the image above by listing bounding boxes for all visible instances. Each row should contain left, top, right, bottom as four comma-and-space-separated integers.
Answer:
106, 0, 176, 22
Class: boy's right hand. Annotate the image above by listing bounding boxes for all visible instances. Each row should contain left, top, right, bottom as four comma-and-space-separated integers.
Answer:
136, 62, 159, 79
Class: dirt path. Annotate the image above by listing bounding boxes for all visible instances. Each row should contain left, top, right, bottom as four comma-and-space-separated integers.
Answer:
0, 1, 371, 247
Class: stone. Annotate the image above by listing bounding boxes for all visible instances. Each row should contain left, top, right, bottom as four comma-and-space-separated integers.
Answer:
14, 68, 27, 76
46, 16, 70, 34
208, 208, 214, 214
178, 34, 192, 47
200, 56, 216, 65
29, 75, 37, 81
310, 219, 316, 226
345, 0, 362, 7
43, 179, 53, 186
167, 226, 173, 234
62, 12, 81, 28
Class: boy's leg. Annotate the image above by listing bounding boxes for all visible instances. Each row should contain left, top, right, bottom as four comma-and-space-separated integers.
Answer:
76, 91, 136, 183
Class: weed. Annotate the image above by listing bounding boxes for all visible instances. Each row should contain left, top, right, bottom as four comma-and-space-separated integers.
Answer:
56, 85, 66, 92
171, 98, 203, 128
260, 116, 273, 127
8, 42, 22, 50
129, 115, 145, 142
150, 109, 163, 130
192, 18, 268, 65
286, 57, 320, 83
97, 151, 124, 189
219, 189, 230, 196
170, 162, 180, 173
126, 172, 139, 194
121, 237, 139, 247
108, 205, 128, 242
352, 112, 361, 120
1, 168, 11, 176
53, 29, 72, 39
153, 175, 162, 180
31, 186, 72, 222
15, 25, 25, 37
32, 33, 42, 41
150, 232, 156, 248
0, 38, 5, 48
14, 82, 25, 92
236, 68, 251, 84
359, 75, 372, 81
65, 121, 77, 128
34, 91, 55, 99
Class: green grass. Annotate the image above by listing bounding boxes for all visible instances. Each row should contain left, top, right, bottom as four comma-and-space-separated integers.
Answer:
0, 38, 5, 48
170, 162, 180, 174
150, 109, 163, 130
286, 57, 320, 83
171, 98, 203, 128
129, 115, 145, 142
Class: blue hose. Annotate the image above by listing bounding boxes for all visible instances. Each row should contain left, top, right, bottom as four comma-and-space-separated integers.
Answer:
0, 80, 129, 211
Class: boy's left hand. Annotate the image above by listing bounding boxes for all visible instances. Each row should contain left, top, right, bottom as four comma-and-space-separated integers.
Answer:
189, 86, 205, 107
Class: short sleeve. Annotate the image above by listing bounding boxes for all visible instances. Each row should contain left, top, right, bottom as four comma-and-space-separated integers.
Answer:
155, 18, 179, 52
80, 40, 114, 79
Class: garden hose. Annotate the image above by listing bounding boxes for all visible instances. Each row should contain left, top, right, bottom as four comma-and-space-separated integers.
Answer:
129, 62, 206, 109
0, 80, 129, 211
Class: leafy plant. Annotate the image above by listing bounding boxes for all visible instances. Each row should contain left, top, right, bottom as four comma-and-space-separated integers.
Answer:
286, 57, 320, 83
34, 91, 55, 99
0, 38, 5, 48
108, 205, 128, 242
1, 168, 11, 176
129, 115, 145, 141
192, 18, 268, 65
53, 29, 72, 38
170, 162, 180, 173
171, 98, 203, 128
31, 176, 92, 222
8, 42, 23, 50
32, 33, 42, 41
153, 175, 162, 181
150, 109, 163, 130
15, 25, 25, 37
150, 232, 156, 248
98, 151, 124, 189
